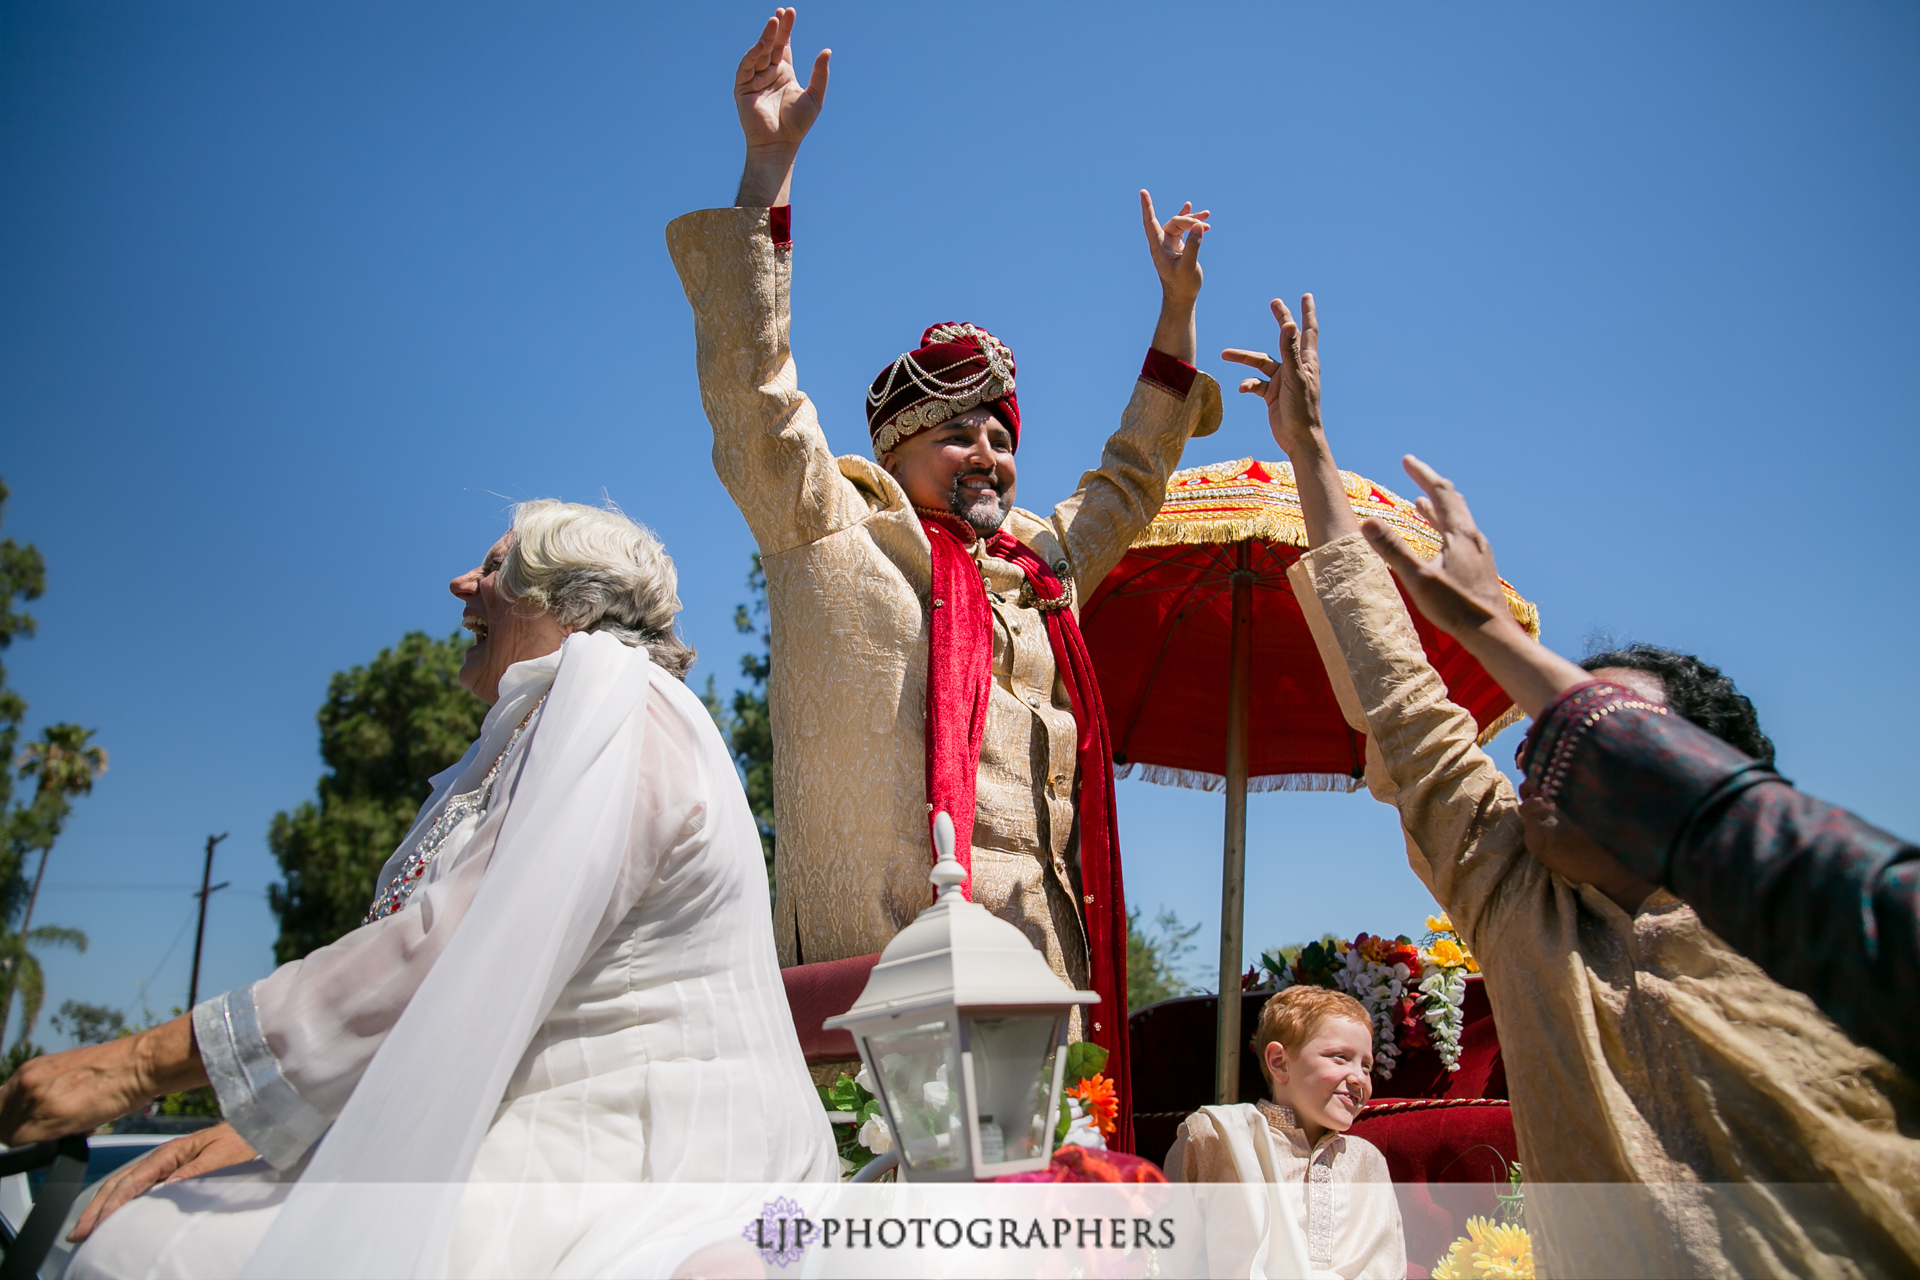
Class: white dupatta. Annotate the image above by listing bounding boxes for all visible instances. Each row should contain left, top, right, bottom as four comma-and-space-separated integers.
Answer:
242, 631, 655, 1279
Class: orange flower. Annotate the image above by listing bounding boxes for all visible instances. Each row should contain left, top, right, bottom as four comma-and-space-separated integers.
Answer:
1067, 1072, 1119, 1137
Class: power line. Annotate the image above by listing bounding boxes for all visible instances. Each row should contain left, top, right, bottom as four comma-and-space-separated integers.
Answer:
137, 905, 201, 1009
41, 883, 201, 893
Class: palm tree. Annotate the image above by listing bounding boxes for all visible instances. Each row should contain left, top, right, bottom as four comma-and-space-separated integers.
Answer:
0, 925, 86, 1060
0, 724, 106, 1046
14, 725, 108, 932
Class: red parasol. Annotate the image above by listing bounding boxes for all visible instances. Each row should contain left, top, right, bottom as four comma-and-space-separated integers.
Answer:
1083, 458, 1539, 1103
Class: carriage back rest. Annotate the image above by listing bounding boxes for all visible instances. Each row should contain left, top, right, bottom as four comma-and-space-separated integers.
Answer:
781, 953, 882, 1066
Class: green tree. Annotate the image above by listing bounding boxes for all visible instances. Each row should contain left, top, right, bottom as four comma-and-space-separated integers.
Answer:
267, 631, 485, 962
50, 998, 127, 1046
1127, 905, 1201, 1009
15, 724, 108, 931
0, 477, 48, 928
0, 480, 101, 1054
702, 555, 775, 892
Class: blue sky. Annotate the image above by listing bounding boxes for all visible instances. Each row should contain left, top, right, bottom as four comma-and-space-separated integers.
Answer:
2, 2, 1915, 1045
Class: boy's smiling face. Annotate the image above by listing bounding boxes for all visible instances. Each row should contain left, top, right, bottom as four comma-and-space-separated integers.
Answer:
1263, 1016, 1375, 1143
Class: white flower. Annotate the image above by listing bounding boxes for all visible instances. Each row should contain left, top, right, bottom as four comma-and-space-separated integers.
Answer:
857, 1111, 894, 1155
854, 1062, 877, 1095
1060, 1096, 1107, 1150
922, 1079, 950, 1109
1415, 962, 1468, 1072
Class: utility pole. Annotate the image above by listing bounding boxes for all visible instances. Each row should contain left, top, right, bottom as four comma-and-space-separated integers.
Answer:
187, 832, 230, 1012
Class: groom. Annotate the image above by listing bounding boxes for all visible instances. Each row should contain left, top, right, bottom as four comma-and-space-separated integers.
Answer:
665, 9, 1224, 1146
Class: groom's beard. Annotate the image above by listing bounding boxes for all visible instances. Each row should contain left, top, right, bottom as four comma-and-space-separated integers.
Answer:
949, 469, 1010, 537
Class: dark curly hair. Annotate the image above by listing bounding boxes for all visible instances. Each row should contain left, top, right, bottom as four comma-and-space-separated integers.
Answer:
1580, 643, 1774, 766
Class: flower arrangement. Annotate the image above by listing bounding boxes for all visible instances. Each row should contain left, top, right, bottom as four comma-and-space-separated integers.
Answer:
817, 1066, 889, 1178
1056, 1041, 1115, 1149
1253, 912, 1479, 1080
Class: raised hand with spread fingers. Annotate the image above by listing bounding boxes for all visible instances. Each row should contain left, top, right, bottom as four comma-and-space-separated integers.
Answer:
734, 8, 831, 207
1362, 455, 1587, 717
1140, 192, 1209, 363
1222, 294, 1357, 547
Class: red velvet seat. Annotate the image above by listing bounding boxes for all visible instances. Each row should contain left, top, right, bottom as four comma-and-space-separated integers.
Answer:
781, 953, 879, 1066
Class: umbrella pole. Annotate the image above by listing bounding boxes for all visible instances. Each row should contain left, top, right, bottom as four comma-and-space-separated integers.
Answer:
1215, 549, 1255, 1104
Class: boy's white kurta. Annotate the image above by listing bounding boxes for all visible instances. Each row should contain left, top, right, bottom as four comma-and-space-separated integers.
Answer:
71, 633, 838, 1280
1166, 1101, 1405, 1280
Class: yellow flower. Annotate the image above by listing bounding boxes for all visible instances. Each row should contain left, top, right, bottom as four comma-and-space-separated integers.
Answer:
1428, 937, 1468, 969
1474, 1220, 1533, 1279
1431, 1237, 1474, 1279
1426, 912, 1456, 935
1431, 1218, 1533, 1280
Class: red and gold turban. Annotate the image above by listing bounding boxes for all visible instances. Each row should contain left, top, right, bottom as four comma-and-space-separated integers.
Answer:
866, 322, 1021, 455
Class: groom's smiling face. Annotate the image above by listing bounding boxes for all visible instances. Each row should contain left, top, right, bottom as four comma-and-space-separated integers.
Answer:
881, 408, 1018, 537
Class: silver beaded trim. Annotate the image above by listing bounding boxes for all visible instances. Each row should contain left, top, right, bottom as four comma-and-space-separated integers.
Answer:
868, 323, 1016, 454
363, 695, 545, 923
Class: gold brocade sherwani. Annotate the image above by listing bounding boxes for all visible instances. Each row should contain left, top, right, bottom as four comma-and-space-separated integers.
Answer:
1292, 534, 1920, 1279
665, 206, 1221, 1006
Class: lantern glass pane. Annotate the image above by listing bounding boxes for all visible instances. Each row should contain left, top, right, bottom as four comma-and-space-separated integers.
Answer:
865, 1020, 964, 1173
964, 1014, 1060, 1167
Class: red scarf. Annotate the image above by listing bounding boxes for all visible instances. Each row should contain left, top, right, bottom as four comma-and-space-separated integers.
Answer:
921, 513, 1133, 1153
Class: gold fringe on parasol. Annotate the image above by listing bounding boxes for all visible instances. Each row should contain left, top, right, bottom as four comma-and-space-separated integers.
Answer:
1130, 458, 1541, 642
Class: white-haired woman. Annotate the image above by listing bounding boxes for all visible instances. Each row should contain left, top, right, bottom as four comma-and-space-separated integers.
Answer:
0, 500, 837, 1278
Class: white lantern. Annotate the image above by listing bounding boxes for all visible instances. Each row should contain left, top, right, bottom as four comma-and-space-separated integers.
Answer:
825, 812, 1099, 1181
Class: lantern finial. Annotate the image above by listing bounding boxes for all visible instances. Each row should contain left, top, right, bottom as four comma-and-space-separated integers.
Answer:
929, 810, 966, 900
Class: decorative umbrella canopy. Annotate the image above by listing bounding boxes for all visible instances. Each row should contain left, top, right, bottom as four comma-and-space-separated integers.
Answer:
1087, 458, 1537, 784
1082, 457, 1539, 1103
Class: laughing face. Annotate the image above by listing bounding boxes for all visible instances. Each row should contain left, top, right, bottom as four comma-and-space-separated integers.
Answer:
1263, 1016, 1375, 1144
879, 407, 1017, 537
448, 533, 569, 705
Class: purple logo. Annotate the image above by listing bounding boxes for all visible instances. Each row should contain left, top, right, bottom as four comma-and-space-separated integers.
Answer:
743, 1197, 814, 1269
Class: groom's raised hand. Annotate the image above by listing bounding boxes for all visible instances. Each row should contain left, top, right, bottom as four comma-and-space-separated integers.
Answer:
1141, 191, 1210, 362
735, 8, 831, 207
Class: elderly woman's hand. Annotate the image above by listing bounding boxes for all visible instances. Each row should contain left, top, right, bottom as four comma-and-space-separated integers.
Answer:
67, 1122, 256, 1244
0, 1015, 205, 1147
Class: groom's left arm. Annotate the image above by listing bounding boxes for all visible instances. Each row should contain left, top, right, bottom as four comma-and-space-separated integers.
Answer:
1050, 193, 1222, 596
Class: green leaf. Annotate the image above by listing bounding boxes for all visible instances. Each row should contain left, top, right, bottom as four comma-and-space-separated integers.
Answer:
823, 1072, 867, 1111
1063, 1041, 1108, 1085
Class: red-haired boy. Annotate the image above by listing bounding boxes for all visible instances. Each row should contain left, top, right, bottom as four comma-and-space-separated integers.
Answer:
1166, 986, 1406, 1279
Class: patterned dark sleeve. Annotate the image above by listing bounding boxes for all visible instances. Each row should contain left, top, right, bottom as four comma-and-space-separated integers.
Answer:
1519, 681, 1920, 1077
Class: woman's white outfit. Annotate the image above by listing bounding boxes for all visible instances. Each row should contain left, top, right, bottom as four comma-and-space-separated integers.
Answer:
73, 634, 837, 1279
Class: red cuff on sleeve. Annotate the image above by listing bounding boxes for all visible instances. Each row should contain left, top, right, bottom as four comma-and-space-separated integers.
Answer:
1139, 348, 1197, 398
768, 205, 791, 249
